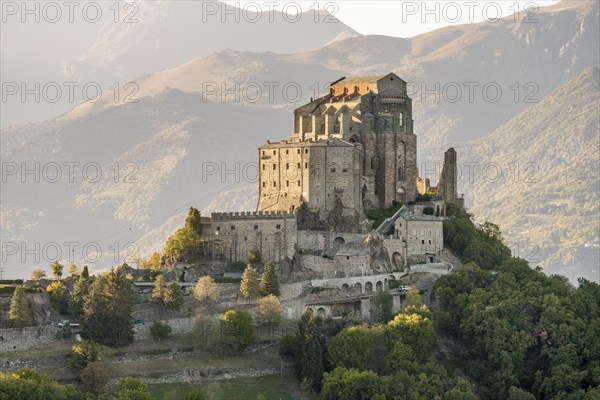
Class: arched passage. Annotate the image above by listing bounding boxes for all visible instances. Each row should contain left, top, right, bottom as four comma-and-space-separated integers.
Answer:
354, 282, 362, 294
365, 282, 373, 292
376, 281, 383, 292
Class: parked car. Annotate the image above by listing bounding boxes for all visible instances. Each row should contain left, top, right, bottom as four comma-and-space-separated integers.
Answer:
133, 319, 146, 325
139, 288, 151, 294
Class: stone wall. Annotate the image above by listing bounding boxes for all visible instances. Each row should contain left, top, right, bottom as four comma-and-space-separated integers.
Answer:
0, 326, 58, 352
202, 211, 297, 264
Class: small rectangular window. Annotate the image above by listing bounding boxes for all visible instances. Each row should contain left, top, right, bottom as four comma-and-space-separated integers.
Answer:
421, 240, 425, 244
273, 150, 276, 155
231, 226, 236, 230
297, 180, 301, 186
305, 162, 308, 169
286, 181, 289, 187
305, 149, 308, 154
331, 168, 336, 173
262, 182, 266, 188
254, 225, 258, 230
286, 150, 289, 154
262, 164, 265, 170
286, 163, 289, 169
297, 163, 301, 169
273, 164, 277, 170
297, 149, 300, 154
273, 182, 277, 187
276, 224, 281, 229
342, 168, 348, 173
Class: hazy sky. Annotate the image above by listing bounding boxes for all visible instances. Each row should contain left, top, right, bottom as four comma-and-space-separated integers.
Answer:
223, 0, 561, 37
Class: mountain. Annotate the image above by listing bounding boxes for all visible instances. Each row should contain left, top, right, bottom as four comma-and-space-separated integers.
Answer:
459, 67, 600, 283
1, 0, 598, 280
1, 0, 357, 127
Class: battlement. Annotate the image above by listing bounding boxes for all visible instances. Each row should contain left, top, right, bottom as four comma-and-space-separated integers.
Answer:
211, 210, 296, 221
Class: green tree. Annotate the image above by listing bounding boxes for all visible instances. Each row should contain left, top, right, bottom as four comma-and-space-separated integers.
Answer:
218, 310, 254, 352
185, 207, 203, 236
163, 281, 185, 310
116, 377, 154, 400
50, 261, 63, 279
186, 387, 208, 400
30, 269, 46, 281
80, 362, 109, 395
150, 320, 172, 340
257, 294, 283, 338
386, 307, 436, 361
80, 265, 90, 280
81, 266, 134, 347
140, 252, 161, 269
240, 264, 259, 302
152, 274, 166, 303
375, 291, 393, 323
46, 281, 69, 315
8, 286, 32, 328
260, 263, 280, 297
507, 387, 536, 400
193, 275, 220, 305
301, 314, 324, 391
69, 276, 90, 317
322, 367, 383, 400
328, 326, 371, 370
405, 286, 423, 308
69, 340, 104, 369
164, 209, 203, 262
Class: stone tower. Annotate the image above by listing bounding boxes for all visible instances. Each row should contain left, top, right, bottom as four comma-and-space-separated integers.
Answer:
287, 73, 418, 210
437, 148, 458, 203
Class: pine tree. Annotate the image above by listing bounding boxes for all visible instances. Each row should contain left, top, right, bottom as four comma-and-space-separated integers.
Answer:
163, 282, 185, 310
152, 274, 166, 303
69, 276, 91, 317
301, 315, 324, 392
9, 286, 32, 328
80, 265, 90, 280
240, 264, 259, 302
81, 267, 134, 347
260, 263, 280, 297
185, 207, 203, 236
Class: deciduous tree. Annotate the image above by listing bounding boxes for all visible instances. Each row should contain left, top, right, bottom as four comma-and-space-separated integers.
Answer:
50, 261, 63, 279
152, 274, 166, 303
30, 269, 46, 281
193, 276, 220, 304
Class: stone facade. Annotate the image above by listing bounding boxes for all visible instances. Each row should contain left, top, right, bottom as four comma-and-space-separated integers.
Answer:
394, 213, 444, 265
285, 73, 418, 210
202, 211, 297, 264
257, 138, 362, 225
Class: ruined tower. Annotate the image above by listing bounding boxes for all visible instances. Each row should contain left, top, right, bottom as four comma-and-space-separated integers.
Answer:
437, 148, 459, 204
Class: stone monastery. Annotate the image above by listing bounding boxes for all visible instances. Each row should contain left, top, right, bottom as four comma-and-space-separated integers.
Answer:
200, 73, 463, 292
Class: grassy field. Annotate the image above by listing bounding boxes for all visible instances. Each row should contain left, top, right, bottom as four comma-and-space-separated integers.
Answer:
148, 375, 294, 400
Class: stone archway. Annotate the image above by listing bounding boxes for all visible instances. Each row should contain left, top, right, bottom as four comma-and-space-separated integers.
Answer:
376, 281, 383, 292
354, 282, 362, 294
317, 307, 326, 318
365, 282, 373, 293
341, 284, 350, 295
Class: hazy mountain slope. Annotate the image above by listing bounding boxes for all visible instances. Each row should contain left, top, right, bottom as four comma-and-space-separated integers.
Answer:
1, 90, 288, 275
459, 67, 599, 282
1, 1, 357, 127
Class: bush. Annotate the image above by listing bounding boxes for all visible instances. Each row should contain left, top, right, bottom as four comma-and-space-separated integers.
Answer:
150, 320, 172, 340
279, 334, 299, 358
0, 286, 16, 296
80, 362, 109, 395
0, 279, 23, 285
69, 340, 104, 369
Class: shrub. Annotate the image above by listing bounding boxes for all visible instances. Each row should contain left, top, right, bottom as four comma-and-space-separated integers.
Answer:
150, 320, 172, 340
279, 334, 299, 358
80, 362, 109, 395
69, 340, 104, 369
